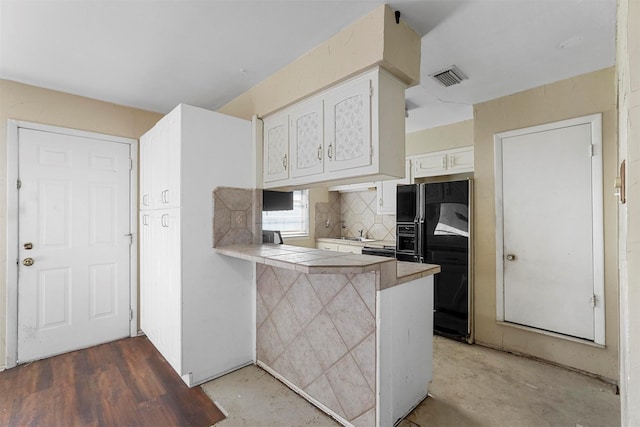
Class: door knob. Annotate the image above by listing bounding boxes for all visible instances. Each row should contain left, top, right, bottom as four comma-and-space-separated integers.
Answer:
506, 254, 516, 261
23, 242, 33, 250
23, 258, 34, 266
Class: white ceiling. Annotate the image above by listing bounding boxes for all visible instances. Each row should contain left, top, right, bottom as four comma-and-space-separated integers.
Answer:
0, 0, 616, 133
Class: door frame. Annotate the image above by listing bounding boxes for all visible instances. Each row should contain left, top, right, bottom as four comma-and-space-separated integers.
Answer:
6, 120, 139, 368
493, 113, 605, 344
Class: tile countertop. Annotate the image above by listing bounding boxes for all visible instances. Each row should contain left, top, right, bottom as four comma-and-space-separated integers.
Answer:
215, 244, 440, 290
315, 237, 397, 248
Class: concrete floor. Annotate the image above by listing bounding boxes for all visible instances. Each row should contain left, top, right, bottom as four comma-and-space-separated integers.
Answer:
202, 336, 620, 426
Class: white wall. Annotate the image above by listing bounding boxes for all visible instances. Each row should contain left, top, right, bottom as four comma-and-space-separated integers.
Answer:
616, 0, 640, 424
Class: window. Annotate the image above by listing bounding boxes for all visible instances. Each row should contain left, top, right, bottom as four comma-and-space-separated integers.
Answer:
262, 190, 309, 237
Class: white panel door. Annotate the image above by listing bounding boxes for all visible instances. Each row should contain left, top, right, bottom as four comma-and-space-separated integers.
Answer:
18, 128, 131, 362
498, 121, 602, 341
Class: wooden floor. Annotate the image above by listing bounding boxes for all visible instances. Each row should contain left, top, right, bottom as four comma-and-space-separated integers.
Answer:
0, 336, 225, 427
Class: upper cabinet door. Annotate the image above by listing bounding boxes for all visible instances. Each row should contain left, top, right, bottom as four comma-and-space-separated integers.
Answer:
414, 152, 447, 178
153, 119, 170, 208
140, 131, 154, 210
163, 114, 181, 209
324, 78, 372, 172
263, 114, 289, 183
290, 100, 324, 178
447, 146, 474, 174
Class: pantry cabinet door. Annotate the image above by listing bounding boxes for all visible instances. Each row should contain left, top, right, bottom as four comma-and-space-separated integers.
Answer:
163, 114, 181, 208
140, 131, 154, 210
324, 78, 372, 172
263, 114, 289, 183
290, 100, 324, 178
150, 119, 172, 209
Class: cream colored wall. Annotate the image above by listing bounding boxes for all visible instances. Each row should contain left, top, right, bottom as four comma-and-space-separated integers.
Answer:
218, 4, 420, 120
616, 0, 640, 423
0, 79, 163, 368
473, 68, 619, 380
405, 120, 473, 156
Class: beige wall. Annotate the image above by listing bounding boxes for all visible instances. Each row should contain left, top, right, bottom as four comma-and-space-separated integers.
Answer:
473, 67, 618, 380
616, 0, 640, 423
0, 79, 163, 367
218, 4, 420, 120
405, 119, 473, 156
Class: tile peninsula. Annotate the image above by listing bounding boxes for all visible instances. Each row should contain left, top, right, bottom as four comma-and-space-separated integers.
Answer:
215, 243, 439, 288
216, 243, 439, 427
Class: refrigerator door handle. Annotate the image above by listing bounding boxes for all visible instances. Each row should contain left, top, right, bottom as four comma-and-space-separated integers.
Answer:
413, 217, 420, 261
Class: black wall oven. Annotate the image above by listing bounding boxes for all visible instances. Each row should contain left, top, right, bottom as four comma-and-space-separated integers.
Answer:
396, 180, 471, 341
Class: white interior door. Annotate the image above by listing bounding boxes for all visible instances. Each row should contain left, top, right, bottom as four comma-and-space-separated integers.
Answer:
17, 128, 132, 362
495, 115, 604, 343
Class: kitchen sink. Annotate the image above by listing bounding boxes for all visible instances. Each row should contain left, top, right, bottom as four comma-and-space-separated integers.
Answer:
340, 237, 376, 242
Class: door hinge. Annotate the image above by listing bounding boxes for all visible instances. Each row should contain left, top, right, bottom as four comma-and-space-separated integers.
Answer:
589, 145, 594, 157
369, 85, 373, 97
16, 179, 21, 189
590, 294, 597, 308
125, 233, 133, 245
129, 308, 134, 320
129, 158, 133, 170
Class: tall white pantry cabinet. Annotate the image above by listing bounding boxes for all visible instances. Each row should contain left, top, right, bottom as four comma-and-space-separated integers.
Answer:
139, 104, 254, 387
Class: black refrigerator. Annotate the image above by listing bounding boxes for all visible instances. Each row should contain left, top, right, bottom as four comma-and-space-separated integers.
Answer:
396, 180, 471, 341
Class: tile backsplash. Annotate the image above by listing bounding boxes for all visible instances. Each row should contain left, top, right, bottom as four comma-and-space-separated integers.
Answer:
341, 190, 396, 241
315, 189, 396, 241
212, 187, 262, 247
314, 191, 342, 239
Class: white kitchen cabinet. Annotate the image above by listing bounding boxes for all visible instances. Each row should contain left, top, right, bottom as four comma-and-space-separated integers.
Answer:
141, 209, 181, 372
337, 244, 363, 254
139, 104, 254, 387
316, 242, 338, 251
376, 159, 412, 214
263, 113, 290, 183
263, 67, 407, 189
140, 129, 154, 209
290, 99, 324, 178
324, 77, 372, 173
447, 146, 474, 173
140, 118, 181, 209
377, 180, 399, 215
413, 146, 474, 178
315, 241, 362, 254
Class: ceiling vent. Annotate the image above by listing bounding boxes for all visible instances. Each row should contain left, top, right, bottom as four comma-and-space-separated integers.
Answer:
430, 65, 468, 87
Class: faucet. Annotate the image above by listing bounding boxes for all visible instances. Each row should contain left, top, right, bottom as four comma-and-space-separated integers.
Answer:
358, 229, 364, 238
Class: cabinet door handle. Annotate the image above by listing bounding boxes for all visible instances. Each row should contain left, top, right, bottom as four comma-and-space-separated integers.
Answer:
161, 214, 168, 227
441, 157, 447, 169
449, 155, 455, 168
379, 198, 383, 206
143, 194, 149, 206
317, 145, 322, 160
283, 154, 288, 170
143, 214, 149, 226
327, 144, 333, 159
